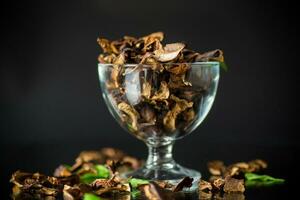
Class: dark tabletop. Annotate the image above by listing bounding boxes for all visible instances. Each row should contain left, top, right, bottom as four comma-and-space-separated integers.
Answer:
2, 142, 298, 199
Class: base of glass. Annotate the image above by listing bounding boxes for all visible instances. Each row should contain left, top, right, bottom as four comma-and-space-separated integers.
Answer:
122, 163, 201, 191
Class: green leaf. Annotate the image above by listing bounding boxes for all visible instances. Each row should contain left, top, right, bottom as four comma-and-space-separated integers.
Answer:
95, 165, 110, 178
245, 173, 285, 187
220, 61, 228, 71
83, 193, 101, 200
129, 178, 149, 189
79, 165, 110, 184
80, 173, 100, 184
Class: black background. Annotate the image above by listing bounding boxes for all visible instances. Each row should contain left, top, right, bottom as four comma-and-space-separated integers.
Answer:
1, 0, 298, 198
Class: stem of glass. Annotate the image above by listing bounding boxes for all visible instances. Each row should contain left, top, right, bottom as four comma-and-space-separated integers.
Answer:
146, 141, 175, 170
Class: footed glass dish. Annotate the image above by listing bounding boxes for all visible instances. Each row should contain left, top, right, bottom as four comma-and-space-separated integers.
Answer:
98, 62, 219, 190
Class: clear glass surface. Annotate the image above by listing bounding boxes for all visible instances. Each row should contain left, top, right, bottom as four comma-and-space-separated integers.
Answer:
98, 62, 219, 191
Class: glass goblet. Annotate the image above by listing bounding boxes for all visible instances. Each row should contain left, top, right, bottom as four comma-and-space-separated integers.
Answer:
98, 62, 219, 190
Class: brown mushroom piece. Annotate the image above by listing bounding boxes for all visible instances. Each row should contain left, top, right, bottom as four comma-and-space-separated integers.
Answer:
142, 82, 152, 99
118, 102, 140, 131
199, 180, 212, 191
195, 49, 224, 62
223, 177, 245, 193
138, 182, 165, 200
140, 105, 156, 123
163, 95, 193, 132
207, 160, 225, 176
151, 81, 170, 101
172, 177, 193, 192
154, 43, 185, 62
212, 177, 225, 190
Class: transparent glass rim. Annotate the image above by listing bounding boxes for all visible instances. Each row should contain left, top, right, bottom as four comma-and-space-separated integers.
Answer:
98, 61, 220, 68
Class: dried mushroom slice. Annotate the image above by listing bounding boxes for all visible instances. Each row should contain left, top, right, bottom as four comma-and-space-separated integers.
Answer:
106, 159, 123, 176
92, 177, 117, 189
98, 54, 116, 64
110, 40, 126, 54
154, 181, 174, 190
165, 63, 190, 75
247, 159, 267, 172
207, 160, 226, 176
97, 38, 113, 54
168, 73, 191, 89
252, 159, 267, 169
121, 156, 142, 170
151, 81, 170, 101
139, 52, 153, 64
94, 183, 131, 196
199, 180, 213, 191
91, 175, 130, 196
142, 82, 152, 99
154, 43, 185, 62
163, 95, 193, 132
63, 185, 82, 200
141, 32, 164, 42
123, 35, 137, 44
195, 49, 224, 62
172, 177, 193, 192
54, 165, 72, 177
77, 151, 104, 163
76, 163, 98, 175
113, 51, 126, 65
118, 102, 140, 131
143, 37, 162, 52
181, 49, 200, 62
57, 175, 80, 186
101, 147, 126, 161
140, 105, 156, 123
106, 52, 126, 89
223, 177, 245, 193
212, 178, 225, 190
224, 166, 240, 177
139, 53, 164, 72
138, 182, 164, 200
234, 162, 249, 170
71, 151, 104, 171
182, 108, 195, 122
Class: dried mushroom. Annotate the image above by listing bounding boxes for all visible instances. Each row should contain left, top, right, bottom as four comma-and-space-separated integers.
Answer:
212, 178, 225, 190
97, 32, 225, 137
118, 102, 140, 131
199, 180, 212, 192
163, 95, 193, 131
223, 177, 245, 193
150, 81, 170, 101
10, 171, 60, 198
195, 49, 224, 62
172, 177, 193, 192
207, 160, 225, 176
154, 43, 185, 62
200, 159, 274, 195
138, 182, 164, 200
11, 146, 281, 200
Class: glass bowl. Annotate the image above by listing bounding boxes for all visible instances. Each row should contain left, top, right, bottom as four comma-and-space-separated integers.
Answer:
98, 62, 219, 190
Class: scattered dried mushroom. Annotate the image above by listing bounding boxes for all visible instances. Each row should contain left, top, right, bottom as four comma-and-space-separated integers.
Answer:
11, 148, 193, 200
10, 148, 283, 200
198, 159, 268, 199
98, 32, 225, 138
